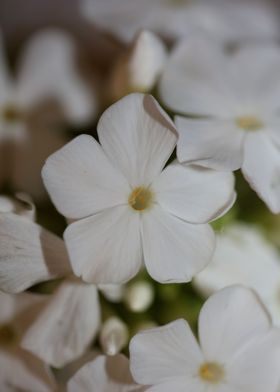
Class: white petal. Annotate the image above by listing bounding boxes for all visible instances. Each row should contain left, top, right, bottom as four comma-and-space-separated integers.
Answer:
227, 328, 280, 392
153, 161, 235, 224
16, 29, 95, 124
64, 205, 142, 284
130, 319, 203, 385
42, 134, 130, 219
141, 205, 215, 283
145, 378, 204, 392
22, 280, 100, 368
68, 354, 142, 392
159, 37, 234, 117
242, 132, 280, 213
199, 285, 271, 363
98, 93, 177, 187
0, 214, 71, 293
0, 33, 12, 106
176, 116, 244, 171
0, 350, 55, 392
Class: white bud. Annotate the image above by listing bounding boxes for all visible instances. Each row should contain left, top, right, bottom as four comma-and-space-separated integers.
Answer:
124, 281, 154, 312
100, 317, 129, 356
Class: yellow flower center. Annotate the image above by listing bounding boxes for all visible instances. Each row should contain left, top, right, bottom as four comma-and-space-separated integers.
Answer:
235, 115, 263, 131
199, 362, 225, 384
128, 187, 153, 211
0, 324, 17, 347
1, 104, 23, 123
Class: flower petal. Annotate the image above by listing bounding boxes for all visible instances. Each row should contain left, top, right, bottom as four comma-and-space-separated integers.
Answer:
64, 206, 142, 284
141, 205, 215, 283
42, 134, 130, 219
199, 285, 271, 363
22, 280, 100, 368
16, 29, 95, 124
97, 93, 177, 187
176, 116, 244, 171
242, 132, 280, 213
153, 161, 235, 224
0, 214, 71, 293
0, 33, 12, 106
130, 319, 203, 385
145, 378, 203, 392
68, 354, 142, 392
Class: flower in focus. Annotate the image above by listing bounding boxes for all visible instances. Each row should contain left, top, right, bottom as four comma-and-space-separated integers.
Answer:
0, 291, 57, 392
81, 0, 279, 44
68, 354, 145, 392
42, 93, 235, 285
0, 28, 95, 199
160, 37, 280, 213
194, 223, 280, 325
130, 285, 280, 392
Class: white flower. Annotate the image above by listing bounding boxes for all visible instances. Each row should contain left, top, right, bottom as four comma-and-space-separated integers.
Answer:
160, 37, 280, 213
0, 291, 57, 392
0, 193, 35, 221
42, 93, 235, 285
130, 285, 280, 392
194, 223, 280, 326
109, 30, 167, 100
81, 0, 279, 44
99, 317, 129, 356
68, 354, 145, 392
0, 29, 95, 199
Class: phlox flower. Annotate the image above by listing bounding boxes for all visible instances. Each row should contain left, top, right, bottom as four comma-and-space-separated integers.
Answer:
42, 93, 235, 285
130, 285, 280, 392
68, 354, 145, 391
81, 0, 279, 44
160, 37, 280, 213
194, 223, 280, 325
0, 29, 95, 199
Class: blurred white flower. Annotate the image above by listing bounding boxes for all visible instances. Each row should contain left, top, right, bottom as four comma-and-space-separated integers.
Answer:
68, 354, 145, 391
124, 281, 154, 313
110, 30, 167, 100
42, 93, 235, 285
130, 285, 280, 392
99, 317, 129, 356
0, 29, 96, 199
0, 192, 35, 220
194, 223, 280, 325
0, 291, 57, 392
81, 0, 279, 44
160, 37, 280, 213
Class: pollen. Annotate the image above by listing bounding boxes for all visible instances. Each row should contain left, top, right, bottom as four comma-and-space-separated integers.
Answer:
1, 104, 23, 123
199, 362, 225, 384
128, 187, 153, 211
235, 115, 263, 131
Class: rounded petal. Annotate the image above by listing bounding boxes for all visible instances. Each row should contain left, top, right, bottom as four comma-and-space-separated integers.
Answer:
176, 116, 244, 171
0, 214, 71, 293
141, 205, 215, 283
22, 280, 100, 368
153, 161, 235, 224
199, 285, 271, 363
64, 206, 142, 284
130, 319, 203, 385
68, 354, 142, 392
145, 378, 203, 392
42, 134, 130, 219
16, 29, 95, 124
97, 93, 177, 187
242, 132, 280, 213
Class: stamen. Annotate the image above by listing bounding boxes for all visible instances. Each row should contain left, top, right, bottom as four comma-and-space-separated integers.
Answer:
199, 362, 225, 384
128, 187, 153, 211
236, 115, 263, 131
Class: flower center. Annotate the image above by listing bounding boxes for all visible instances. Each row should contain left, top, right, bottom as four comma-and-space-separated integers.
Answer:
128, 187, 153, 211
1, 104, 23, 123
0, 324, 17, 347
235, 115, 263, 131
199, 362, 225, 384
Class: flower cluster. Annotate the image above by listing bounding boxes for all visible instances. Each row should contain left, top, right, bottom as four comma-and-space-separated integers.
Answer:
1, 0, 280, 391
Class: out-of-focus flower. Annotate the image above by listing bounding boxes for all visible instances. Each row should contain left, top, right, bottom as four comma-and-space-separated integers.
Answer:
194, 223, 280, 325
0, 28, 96, 199
124, 281, 154, 313
0, 291, 57, 391
130, 285, 280, 392
99, 317, 129, 356
160, 37, 280, 213
0, 192, 35, 220
109, 30, 167, 101
81, 0, 279, 44
68, 354, 145, 392
42, 93, 235, 285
